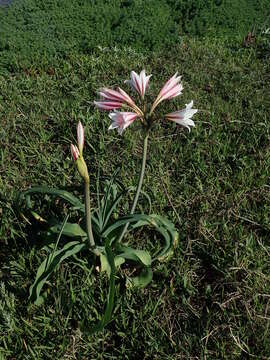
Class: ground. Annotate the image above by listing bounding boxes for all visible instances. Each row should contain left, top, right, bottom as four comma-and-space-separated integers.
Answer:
0, 18, 269, 360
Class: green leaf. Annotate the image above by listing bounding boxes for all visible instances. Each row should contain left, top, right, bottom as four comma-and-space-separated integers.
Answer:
29, 241, 85, 303
100, 253, 125, 276
100, 253, 110, 274
101, 179, 118, 223
118, 246, 152, 266
101, 241, 116, 326
17, 186, 85, 219
126, 267, 153, 288
126, 186, 152, 214
49, 222, 87, 238
88, 240, 116, 334
102, 213, 178, 262
102, 190, 126, 230
94, 169, 127, 233
115, 256, 126, 268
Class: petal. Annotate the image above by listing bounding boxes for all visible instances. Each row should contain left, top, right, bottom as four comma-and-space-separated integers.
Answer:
108, 111, 138, 135
118, 87, 135, 105
158, 73, 181, 98
123, 112, 138, 122
166, 101, 197, 120
173, 118, 195, 129
143, 74, 152, 96
71, 144, 80, 161
165, 100, 197, 131
150, 73, 182, 114
184, 108, 198, 118
186, 100, 194, 109
125, 70, 152, 98
131, 71, 142, 94
77, 121, 84, 154
108, 123, 118, 130
100, 88, 126, 102
94, 101, 123, 110
140, 69, 152, 97
166, 108, 197, 120
163, 83, 183, 100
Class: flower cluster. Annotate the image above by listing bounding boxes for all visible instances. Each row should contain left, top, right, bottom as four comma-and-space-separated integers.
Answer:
95, 70, 198, 134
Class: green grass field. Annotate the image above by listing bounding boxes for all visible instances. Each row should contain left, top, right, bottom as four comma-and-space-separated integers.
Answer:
0, 1, 270, 359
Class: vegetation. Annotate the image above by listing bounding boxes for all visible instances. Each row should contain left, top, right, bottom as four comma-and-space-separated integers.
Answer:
0, 0, 270, 359
0, 0, 269, 70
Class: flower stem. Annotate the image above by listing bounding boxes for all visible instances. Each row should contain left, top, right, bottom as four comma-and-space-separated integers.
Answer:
130, 133, 149, 214
85, 179, 99, 255
118, 132, 149, 242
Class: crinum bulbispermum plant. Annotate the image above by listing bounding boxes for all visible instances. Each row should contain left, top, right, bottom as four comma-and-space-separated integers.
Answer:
18, 70, 197, 333
95, 70, 197, 240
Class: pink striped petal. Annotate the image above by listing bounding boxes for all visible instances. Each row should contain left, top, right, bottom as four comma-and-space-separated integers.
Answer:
163, 83, 183, 100
131, 71, 142, 95
95, 86, 137, 113
71, 144, 80, 161
99, 88, 128, 103
97, 87, 135, 107
158, 73, 181, 98
125, 69, 152, 98
117, 87, 135, 106
142, 70, 152, 97
94, 100, 123, 110
150, 73, 183, 113
108, 112, 138, 135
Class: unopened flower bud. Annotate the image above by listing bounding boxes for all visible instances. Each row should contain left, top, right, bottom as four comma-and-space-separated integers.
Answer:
77, 121, 84, 155
71, 144, 80, 161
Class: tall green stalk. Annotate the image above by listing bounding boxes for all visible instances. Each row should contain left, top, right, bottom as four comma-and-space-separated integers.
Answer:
118, 132, 149, 242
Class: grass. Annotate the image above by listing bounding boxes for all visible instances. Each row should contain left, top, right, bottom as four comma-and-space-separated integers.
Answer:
0, 0, 269, 73
0, 32, 270, 359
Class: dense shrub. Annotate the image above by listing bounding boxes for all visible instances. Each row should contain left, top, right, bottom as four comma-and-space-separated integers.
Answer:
0, 0, 269, 70
167, 0, 269, 36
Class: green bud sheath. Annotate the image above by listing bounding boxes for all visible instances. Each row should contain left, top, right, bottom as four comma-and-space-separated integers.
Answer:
76, 157, 89, 182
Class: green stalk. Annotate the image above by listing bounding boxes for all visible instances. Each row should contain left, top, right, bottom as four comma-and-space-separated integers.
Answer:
118, 132, 149, 242
85, 179, 99, 255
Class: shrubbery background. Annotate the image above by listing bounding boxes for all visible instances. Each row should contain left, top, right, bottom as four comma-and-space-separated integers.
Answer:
0, 0, 269, 70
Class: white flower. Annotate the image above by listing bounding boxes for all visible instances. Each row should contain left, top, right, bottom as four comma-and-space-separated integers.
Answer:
125, 70, 152, 99
165, 101, 197, 132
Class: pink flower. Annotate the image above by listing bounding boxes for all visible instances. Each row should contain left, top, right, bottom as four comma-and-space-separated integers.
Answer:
165, 101, 197, 132
71, 144, 80, 161
77, 121, 84, 154
95, 87, 143, 115
125, 70, 152, 99
151, 72, 183, 113
108, 112, 138, 135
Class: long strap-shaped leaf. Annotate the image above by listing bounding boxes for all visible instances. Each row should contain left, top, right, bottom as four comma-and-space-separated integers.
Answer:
29, 241, 86, 304
18, 186, 85, 214
101, 214, 178, 261
49, 222, 87, 239
87, 239, 116, 334
115, 245, 153, 288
